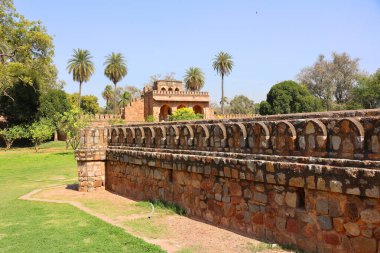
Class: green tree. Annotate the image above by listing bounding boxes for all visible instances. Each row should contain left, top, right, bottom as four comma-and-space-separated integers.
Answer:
259, 101, 272, 115
68, 93, 100, 115
0, 125, 27, 150
212, 52, 234, 114
102, 85, 113, 113
67, 49, 95, 111
298, 52, 361, 110
59, 108, 89, 150
38, 89, 71, 141
0, 0, 57, 95
351, 69, 380, 109
229, 95, 255, 114
119, 91, 132, 108
125, 85, 141, 98
29, 118, 55, 152
184, 67, 205, 91
169, 108, 203, 121
104, 53, 127, 114
262, 80, 322, 115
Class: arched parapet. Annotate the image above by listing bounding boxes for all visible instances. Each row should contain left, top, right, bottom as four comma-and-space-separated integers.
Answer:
330, 117, 365, 159
195, 124, 210, 149
210, 123, 227, 150
135, 127, 145, 146
247, 121, 270, 153
299, 119, 328, 156
154, 126, 167, 147
118, 127, 126, 145
180, 124, 194, 147
271, 120, 296, 155
167, 125, 180, 148
226, 122, 247, 151
125, 127, 136, 145
106, 127, 112, 144
110, 127, 119, 145
144, 126, 155, 147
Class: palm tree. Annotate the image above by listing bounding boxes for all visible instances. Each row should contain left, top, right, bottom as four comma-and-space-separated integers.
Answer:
67, 49, 95, 111
184, 67, 205, 91
102, 85, 113, 113
104, 53, 127, 114
119, 91, 132, 108
212, 52, 234, 114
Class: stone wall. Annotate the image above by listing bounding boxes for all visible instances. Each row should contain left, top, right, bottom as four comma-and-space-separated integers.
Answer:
76, 109, 380, 253
123, 98, 145, 122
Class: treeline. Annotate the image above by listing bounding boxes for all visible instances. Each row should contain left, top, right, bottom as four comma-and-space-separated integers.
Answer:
0, 1, 94, 150
213, 53, 379, 115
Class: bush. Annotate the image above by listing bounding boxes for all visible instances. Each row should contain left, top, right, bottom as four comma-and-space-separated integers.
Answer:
145, 115, 156, 122
169, 108, 203, 121
0, 125, 28, 150
261, 80, 322, 115
59, 109, 89, 150
29, 118, 55, 152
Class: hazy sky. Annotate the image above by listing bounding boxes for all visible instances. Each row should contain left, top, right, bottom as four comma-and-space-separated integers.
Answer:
14, 0, 380, 106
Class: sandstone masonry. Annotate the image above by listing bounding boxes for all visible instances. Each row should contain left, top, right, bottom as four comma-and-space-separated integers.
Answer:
76, 109, 380, 253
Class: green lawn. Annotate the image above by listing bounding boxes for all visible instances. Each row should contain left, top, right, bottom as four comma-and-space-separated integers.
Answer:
0, 142, 164, 253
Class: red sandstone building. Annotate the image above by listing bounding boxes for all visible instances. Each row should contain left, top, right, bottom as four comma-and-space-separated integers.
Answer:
123, 80, 213, 122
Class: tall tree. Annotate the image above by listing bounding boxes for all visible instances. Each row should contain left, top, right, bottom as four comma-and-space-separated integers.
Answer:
102, 85, 113, 113
184, 67, 205, 91
298, 52, 361, 110
260, 80, 322, 115
119, 91, 132, 108
351, 69, 380, 109
67, 49, 94, 111
229, 95, 255, 114
212, 52, 234, 114
104, 52, 127, 114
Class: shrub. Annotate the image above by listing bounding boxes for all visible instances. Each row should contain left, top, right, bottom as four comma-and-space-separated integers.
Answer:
145, 115, 156, 122
29, 118, 55, 152
0, 125, 28, 150
169, 108, 203, 121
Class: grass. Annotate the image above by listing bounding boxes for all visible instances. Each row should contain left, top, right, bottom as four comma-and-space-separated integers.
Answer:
246, 242, 305, 253
0, 142, 164, 253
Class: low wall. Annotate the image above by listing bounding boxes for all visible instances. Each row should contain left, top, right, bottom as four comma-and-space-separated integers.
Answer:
76, 109, 380, 253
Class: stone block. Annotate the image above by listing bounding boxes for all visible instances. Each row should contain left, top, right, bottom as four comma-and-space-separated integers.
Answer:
328, 199, 341, 217
352, 236, 377, 253
289, 177, 304, 187
333, 218, 345, 232
317, 216, 332, 230
275, 217, 286, 230
322, 231, 341, 246
361, 209, 380, 224
253, 192, 267, 204
344, 222, 360, 236
316, 198, 329, 214
285, 192, 298, 208
329, 180, 342, 193
276, 173, 286, 185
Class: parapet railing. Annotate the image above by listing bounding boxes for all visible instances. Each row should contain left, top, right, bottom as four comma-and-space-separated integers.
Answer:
92, 114, 122, 120
80, 109, 380, 161
149, 90, 209, 96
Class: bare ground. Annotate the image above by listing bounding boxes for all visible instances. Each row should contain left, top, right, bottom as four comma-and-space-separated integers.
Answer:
20, 185, 291, 253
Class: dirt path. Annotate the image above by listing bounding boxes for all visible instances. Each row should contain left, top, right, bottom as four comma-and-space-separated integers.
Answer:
20, 185, 289, 253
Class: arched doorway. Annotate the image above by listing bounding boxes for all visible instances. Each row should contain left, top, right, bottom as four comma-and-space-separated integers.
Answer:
175, 88, 179, 92
161, 87, 166, 92
168, 88, 173, 92
177, 104, 186, 109
193, 105, 203, 114
159, 105, 172, 121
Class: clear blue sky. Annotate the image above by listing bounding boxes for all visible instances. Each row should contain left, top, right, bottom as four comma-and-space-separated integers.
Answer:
14, 0, 380, 106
